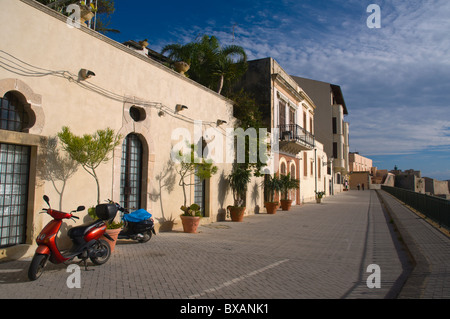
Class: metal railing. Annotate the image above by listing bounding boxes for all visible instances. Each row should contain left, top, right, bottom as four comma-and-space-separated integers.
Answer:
278, 124, 315, 148
381, 185, 450, 229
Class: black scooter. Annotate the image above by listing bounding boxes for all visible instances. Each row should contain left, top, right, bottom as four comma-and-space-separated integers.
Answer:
109, 201, 156, 243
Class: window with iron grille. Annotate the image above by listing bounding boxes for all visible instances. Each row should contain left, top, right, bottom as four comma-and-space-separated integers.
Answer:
0, 143, 30, 248
194, 172, 206, 217
120, 134, 143, 212
1, 92, 30, 132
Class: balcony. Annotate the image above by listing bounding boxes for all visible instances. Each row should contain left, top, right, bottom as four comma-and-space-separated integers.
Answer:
278, 124, 315, 154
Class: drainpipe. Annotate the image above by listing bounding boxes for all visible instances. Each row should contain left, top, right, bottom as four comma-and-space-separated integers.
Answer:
314, 148, 317, 194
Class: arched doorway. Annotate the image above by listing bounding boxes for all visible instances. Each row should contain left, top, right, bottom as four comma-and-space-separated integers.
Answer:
120, 134, 143, 212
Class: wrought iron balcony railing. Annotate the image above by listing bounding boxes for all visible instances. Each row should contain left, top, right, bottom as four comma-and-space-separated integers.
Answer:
278, 124, 315, 150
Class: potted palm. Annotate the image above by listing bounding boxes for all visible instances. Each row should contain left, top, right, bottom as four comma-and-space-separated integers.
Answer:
315, 191, 325, 203
227, 165, 251, 222
264, 174, 282, 214
173, 144, 217, 233
280, 173, 300, 211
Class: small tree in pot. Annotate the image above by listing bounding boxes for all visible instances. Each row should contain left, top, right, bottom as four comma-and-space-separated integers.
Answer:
173, 144, 217, 233
227, 164, 251, 222
280, 173, 300, 211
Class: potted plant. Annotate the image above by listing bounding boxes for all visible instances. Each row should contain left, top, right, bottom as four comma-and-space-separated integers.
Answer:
174, 61, 190, 76
279, 173, 300, 211
79, 1, 97, 24
161, 43, 195, 76
227, 164, 251, 222
180, 204, 202, 233
315, 191, 325, 203
88, 207, 123, 252
264, 174, 282, 214
173, 144, 218, 233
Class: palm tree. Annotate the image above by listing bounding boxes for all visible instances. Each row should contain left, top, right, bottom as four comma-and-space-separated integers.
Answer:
161, 35, 247, 94
160, 42, 197, 66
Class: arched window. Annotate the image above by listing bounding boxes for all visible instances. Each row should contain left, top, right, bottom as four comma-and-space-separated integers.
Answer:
0, 92, 31, 132
120, 134, 143, 211
290, 163, 296, 178
280, 162, 287, 175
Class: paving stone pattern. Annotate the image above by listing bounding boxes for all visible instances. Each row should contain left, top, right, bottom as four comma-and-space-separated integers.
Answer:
0, 190, 448, 299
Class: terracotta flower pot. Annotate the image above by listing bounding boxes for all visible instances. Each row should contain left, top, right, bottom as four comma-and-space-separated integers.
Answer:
180, 215, 201, 233
103, 228, 120, 252
227, 206, 246, 222
280, 199, 293, 211
265, 202, 278, 214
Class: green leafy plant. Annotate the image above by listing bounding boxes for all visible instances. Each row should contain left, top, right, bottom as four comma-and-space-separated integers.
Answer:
57, 126, 122, 204
88, 207, 123, 229
173, 144, 218, 211
80, 1, 97, 12
36, 0, 119, 34
180, 204, 202, 217
161, 35, 247, 94
264, 174, 282, 203
315, 191, 326, 199
228, 164, 251, 207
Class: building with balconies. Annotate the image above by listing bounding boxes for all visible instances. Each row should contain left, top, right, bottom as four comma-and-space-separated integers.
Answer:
237, 58, 329, 203
292, 76, 350, 194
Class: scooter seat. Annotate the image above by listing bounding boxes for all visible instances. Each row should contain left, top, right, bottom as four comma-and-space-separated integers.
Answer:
68, 220, 104, 239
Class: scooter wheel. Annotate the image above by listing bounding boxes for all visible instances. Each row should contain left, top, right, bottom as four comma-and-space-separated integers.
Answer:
137, 231, 152, 243
28, 254, 48, 281
89, 239, 111, 265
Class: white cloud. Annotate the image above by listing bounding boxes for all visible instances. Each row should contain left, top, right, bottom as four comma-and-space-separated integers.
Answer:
153, 0, 450, 158
348, 105, 450, 156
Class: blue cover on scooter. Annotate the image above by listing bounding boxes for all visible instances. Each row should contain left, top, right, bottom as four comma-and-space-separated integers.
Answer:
122, 209, 152, 223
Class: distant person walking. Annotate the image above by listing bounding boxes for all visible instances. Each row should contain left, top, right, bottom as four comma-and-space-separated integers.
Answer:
357, 183, 360, 190
362, 183, 365, 191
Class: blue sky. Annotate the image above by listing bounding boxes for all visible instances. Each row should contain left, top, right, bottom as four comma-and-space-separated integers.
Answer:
106, 0, 450, 180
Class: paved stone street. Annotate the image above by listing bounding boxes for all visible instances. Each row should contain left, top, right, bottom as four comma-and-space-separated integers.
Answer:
0, 189, 448, 302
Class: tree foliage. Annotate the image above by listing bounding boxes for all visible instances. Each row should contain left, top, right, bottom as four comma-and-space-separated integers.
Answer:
35, 0, 119, 34
172, 144, 218, 209
57, 126, 121, 204
228, 164, 251, 207
161, 35, 247, 94
280, 173, 300, 200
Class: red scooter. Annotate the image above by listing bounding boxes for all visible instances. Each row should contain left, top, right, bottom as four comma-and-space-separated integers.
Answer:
28, 195, 118, 281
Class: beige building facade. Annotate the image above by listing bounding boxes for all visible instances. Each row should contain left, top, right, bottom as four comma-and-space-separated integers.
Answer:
238, 58, 329, 203
0, 0, 264, 260
292, 77, 350, 194
349, 152, 373, 172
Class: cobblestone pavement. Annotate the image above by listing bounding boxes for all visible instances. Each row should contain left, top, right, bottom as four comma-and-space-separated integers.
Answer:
0, 189, 446, 301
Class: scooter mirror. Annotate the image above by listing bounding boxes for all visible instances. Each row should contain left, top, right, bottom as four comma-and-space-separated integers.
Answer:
43, 195, 50, 206
77, 206, 85, 212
